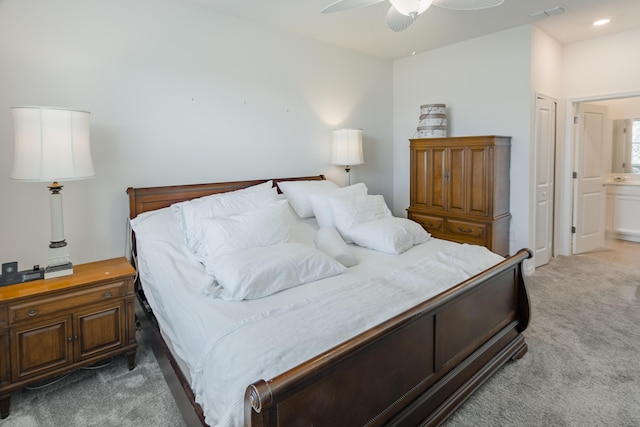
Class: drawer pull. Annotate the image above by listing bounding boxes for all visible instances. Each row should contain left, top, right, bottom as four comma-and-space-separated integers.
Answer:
457, 226, 474, 233
68, 336, 73, 342
103, 291, 112, 299
28, 309, 37, 317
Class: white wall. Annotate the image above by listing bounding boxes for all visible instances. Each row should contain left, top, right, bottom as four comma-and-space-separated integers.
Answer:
591, 97, 640, 120
0, 0, 393, 269
4, 0, 637, 273
530, 27, 563, 101
562, 29, 640, 100
392, 26, 533, 255
530, 27, 563, 265
556, 28, 640, 255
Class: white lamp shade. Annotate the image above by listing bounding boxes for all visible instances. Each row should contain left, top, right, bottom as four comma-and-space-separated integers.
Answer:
390, 0, 434, 16
11, 106, 94, 182
331, 128, 364, 166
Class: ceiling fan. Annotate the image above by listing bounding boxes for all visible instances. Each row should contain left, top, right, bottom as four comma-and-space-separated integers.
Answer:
321, 0, 505, 32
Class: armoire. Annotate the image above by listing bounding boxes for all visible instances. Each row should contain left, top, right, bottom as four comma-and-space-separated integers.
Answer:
407, 135, 511, 256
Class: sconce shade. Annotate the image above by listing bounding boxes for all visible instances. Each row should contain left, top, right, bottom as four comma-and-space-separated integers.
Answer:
11, 106, 94, 182
331, 128, 364, 166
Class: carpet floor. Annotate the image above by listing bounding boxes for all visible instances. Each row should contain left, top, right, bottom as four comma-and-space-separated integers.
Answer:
2, 325, 186, 427
443, 255, 640, 426
3, 254, 639, 426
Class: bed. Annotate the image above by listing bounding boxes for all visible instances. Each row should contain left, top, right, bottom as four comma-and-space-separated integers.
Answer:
127, 175, 531, 427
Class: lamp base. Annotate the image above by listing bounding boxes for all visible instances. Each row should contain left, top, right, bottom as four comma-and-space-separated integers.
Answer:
344, 168, 352, 186
45, 262, 74, 279
45, 239, 72, 279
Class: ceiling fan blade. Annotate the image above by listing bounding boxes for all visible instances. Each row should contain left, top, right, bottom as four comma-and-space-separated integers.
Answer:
385, 5, 420, 32
433, 0, 504, 10
321, 0, 385, 14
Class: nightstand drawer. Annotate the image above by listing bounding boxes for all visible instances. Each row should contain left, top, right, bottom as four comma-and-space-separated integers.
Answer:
8, 281, 126, 324
446, 219, 487, 239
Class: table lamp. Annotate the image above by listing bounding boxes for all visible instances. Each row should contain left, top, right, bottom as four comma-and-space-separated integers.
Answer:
10, 106, 94, 279
331, 128, 364, 186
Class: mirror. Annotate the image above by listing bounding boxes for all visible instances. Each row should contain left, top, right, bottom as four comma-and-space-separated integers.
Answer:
611, 119, 640, 173
587, 96, 640, 174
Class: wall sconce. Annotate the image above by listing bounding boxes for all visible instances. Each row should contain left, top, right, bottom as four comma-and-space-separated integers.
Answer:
11, 106, 94, 279
331, 128, 364, 186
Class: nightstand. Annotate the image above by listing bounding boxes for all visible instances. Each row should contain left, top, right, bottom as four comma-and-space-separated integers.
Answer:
0, 257, 137, 418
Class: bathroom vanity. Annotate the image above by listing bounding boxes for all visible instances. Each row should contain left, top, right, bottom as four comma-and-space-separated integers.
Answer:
606, 177, 640, 242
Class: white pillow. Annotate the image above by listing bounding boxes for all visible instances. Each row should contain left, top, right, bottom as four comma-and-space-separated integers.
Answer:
194, 200, 294, 262
328, 194, 393, 236
171, 181, 278, 260
314, 227, 358, 267
172, 181, 275, 232
278, 180, 339, 218
204, 243, 346, 300
130, 207, 172, 236
308, 183, 368, 229
343, 217, 431, 254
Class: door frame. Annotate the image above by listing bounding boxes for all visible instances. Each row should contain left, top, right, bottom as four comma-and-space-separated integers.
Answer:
557, 90, 640, 257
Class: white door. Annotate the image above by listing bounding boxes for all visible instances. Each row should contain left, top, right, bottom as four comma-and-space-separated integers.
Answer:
573, 103, 608, 254
534, 96, 556, 267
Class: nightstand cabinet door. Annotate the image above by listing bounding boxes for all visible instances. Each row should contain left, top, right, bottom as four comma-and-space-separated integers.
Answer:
10, 315, 73, 382
75, 301, 126, 361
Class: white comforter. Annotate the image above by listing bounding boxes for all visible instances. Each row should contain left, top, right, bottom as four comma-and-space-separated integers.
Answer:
131, 207, 503, 427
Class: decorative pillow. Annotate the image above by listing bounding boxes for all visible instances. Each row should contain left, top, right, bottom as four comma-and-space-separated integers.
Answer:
343, 217, 431, 254
194, 200, 294, 262
328, 194, 393, 236
314, 227, 358, 267
203, 243, 346, 300
171, 181, 278, 260
278, 180, 339, 218
308, 183, 368, 229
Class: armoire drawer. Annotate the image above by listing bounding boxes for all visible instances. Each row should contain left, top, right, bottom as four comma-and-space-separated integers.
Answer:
446, 219, 487, 239
410, 213, 444, 232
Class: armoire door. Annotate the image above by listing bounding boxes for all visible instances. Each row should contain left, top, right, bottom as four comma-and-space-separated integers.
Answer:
447, 146, 466, 214
467, 146, 491, 217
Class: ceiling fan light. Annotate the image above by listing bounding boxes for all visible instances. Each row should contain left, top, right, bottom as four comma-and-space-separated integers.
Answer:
432, 0, 504, 10
389, 0, 433, 16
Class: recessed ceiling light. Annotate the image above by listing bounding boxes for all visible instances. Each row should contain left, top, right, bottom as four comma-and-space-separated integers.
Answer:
593, 18, 610, 27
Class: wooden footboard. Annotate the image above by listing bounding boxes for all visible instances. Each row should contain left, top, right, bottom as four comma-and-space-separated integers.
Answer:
245, 249, 531, 427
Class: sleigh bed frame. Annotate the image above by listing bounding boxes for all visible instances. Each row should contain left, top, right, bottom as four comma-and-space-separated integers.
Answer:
127, 175, 531, 427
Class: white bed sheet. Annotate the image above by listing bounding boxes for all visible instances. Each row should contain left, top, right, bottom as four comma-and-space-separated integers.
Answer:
131, 205, 503, 427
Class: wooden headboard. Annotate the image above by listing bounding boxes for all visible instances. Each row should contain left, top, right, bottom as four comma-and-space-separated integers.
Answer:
126, 175, 325, 219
